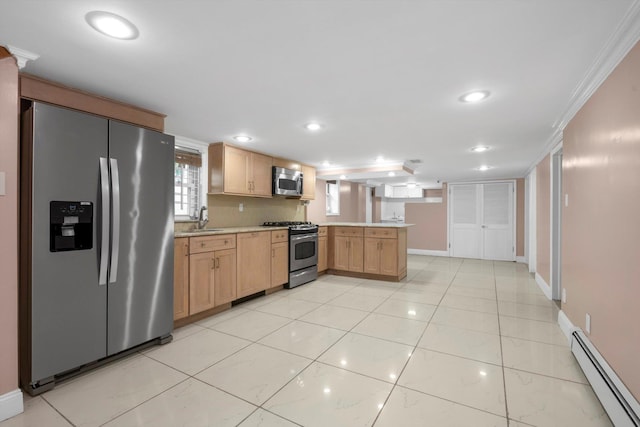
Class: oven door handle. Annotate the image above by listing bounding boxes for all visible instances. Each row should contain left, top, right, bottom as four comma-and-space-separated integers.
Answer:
290, 233, 318, 242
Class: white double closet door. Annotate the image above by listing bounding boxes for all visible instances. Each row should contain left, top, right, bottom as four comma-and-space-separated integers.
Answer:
449, 182, 515, 261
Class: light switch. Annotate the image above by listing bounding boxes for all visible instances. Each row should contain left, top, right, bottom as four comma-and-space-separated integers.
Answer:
239, 203, 244, 212
586, 313, 591, 334
0, 172, 5, 196
565, 193, 569, 207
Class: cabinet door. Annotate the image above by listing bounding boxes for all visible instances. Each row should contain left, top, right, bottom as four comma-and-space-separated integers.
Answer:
189, 251, 215, 315
317, 236, 327, 272
379, 239, 399, 276
363, 238, 381, 274
214, 248, 237, 306
174, 238, 190, 320
349, 237, 364, 272
237, 231, 271, 298
333, 236, 350, 271
224, 145, 251, 194
250, 152, 273, 196
301, 165, 316, 200
271, 241, 289, 287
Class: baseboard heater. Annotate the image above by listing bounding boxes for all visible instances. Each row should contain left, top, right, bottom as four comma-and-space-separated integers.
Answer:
571, 330, 640, 426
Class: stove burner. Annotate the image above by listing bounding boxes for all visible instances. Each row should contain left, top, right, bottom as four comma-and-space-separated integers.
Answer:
263, 221, 314, 227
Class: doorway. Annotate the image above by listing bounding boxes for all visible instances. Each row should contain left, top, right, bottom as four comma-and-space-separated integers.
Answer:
449, 181, 516, 261
551, 147, 563, 301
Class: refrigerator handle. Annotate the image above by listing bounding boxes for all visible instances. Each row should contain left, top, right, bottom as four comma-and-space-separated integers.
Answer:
109, 158, 121, 283
99, 158, 110, 285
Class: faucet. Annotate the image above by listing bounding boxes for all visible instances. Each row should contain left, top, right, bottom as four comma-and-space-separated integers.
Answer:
197, 206, 208, 229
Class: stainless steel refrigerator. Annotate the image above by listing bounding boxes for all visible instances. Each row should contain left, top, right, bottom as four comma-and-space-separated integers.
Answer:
20, 102, 175, 395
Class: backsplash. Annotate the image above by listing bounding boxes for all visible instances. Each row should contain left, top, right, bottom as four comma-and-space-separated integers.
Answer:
206, 195, 306, 227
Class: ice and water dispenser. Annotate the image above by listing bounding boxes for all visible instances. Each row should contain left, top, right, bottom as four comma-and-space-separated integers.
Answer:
50, 201, 93, 252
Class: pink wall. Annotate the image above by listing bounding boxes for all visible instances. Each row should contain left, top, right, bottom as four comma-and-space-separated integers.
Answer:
562, 40, 640, 400
306, 178, 366, 223
0, 50, 19, 396
406, 183, 448, 251
536, 154, 551, 285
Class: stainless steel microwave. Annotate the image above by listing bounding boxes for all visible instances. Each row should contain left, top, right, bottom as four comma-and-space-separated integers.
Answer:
273, 166, 303, 196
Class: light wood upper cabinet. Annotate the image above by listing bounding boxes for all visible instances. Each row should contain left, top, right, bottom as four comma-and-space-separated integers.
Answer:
237, 231, 271, 298
301, 165, 316, 200
208, 143, 273, 197
174, 238, 189, 320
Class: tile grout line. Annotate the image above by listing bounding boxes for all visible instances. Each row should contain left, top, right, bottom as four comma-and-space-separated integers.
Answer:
39, 395, 78, 427
494, 260, 512, 426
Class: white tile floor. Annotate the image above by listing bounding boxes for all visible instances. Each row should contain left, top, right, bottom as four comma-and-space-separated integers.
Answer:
2, 256, 613, 427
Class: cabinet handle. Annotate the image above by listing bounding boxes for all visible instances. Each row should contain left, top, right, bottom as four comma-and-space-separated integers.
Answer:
215, 258, 220, 269
201, 242, 205, 247
184, 242, 189, 255
224, 239, 228, 244
210, 258, 215, 270
272, 249, 275, 258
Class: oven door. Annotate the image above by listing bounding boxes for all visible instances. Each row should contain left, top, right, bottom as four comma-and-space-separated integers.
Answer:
290, 233, 318, 271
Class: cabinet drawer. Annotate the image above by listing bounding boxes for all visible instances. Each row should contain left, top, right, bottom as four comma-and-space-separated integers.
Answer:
334, 226, 364, 237
271, 229, 289, 243
364, 227, 397, 239
318, 226, 328, 237
190, 234, 236, 254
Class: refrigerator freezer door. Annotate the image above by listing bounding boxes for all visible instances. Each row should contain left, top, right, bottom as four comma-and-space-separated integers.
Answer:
107, 121, 175, 355
30, 103, 108, 382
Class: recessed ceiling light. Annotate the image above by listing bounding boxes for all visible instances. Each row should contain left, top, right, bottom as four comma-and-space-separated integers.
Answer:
86, 11, 139, 40
470, 145, 490, 153
388, 172, 395, 177
340, 175, 347, 180
233, 135, 252, 143
407, 183, 416, 189
322, 161, 330, 167
459, 90, 490, 103
305, 122, 322, 131
376, 156, 384, 163
477, 165, 492, 171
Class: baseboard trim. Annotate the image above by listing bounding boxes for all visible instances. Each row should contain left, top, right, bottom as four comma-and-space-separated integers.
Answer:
534, 272, 552, 300
0, 389, 23, 422
557, 310, 576, 345
407, 249, 449, 257
516, 256, 526, 263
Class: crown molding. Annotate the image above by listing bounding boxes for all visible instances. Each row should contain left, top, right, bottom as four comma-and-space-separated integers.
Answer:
526, 0, 640, 175
6, 45, 39, 69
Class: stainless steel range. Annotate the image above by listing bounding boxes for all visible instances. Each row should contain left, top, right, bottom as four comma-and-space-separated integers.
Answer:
263, 221, 318, 288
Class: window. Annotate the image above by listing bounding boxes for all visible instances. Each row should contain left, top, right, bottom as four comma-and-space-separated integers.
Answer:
326, 180, 340, 216
174, 148, 202, 218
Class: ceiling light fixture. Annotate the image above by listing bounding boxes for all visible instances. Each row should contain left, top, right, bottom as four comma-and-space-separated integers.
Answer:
340, 175, 347, 180
85, 11, 139, 40
470, 145, 490, 153
477, 165, 492, 171
233, 135, 253, 143
322, 161, 331, 167
305, 122, 322, 131
376, 156, 384, 163
388, 172, 395, 177
407, 183, 416, 189
459, 90, 490, 103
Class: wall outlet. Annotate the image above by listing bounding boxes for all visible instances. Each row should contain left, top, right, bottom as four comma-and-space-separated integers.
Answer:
586, 313, 591, 334
239, 203, 244, 212
565, 193, 569, 207
562, 288, 566, 304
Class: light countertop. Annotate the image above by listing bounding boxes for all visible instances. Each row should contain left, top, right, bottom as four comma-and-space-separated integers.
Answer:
175, 225, 288, 238
317, 222, 413, 228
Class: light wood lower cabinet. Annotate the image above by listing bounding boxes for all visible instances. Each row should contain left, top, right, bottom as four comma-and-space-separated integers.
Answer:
333, 235, 364, 272
187, 234, 237, 316
271, 241, 289, 287
318, 236, 328, 272
173, 238, 190, 320
237, 231, 271, 298
364, 238, 398, 275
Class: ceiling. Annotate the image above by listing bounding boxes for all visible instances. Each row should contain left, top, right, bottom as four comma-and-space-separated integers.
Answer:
1, 0, 638, 188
